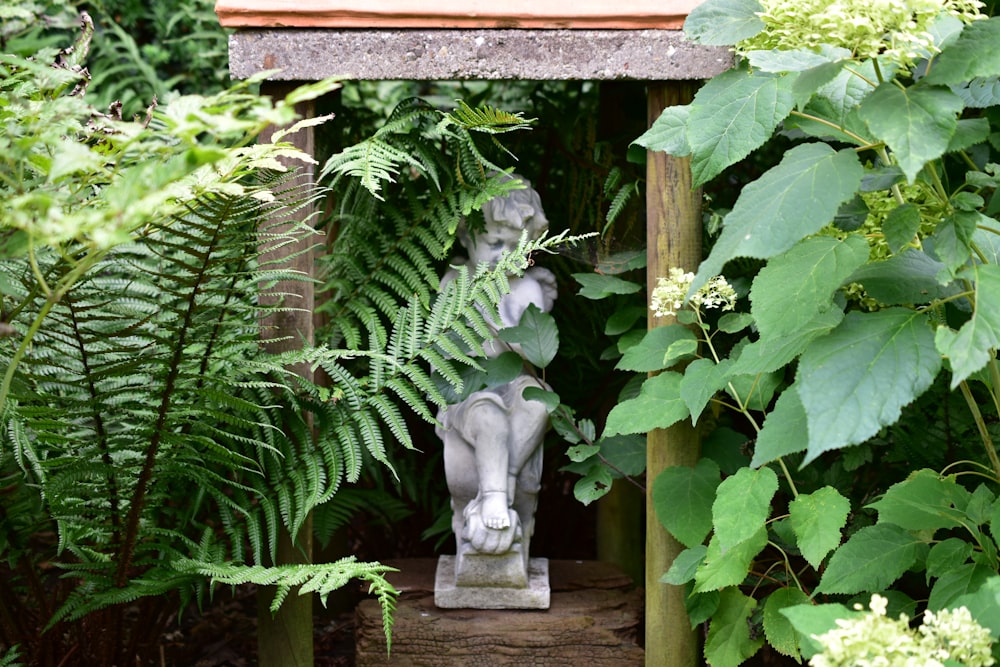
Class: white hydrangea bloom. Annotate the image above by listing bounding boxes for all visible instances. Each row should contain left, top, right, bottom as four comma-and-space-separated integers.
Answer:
810, 594, 995, 667
737, 0, 984, 69
650, 268, 736, 318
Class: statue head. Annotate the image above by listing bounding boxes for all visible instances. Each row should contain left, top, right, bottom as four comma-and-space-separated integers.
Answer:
459, 173, 548, 266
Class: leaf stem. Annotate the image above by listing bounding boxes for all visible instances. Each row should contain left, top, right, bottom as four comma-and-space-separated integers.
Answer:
959, 379, 1000, 481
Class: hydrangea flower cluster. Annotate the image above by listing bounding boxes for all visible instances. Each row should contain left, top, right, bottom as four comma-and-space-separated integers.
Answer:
737, 0, 984, 69
811, 594, 995, 667
650, 267, 737, 318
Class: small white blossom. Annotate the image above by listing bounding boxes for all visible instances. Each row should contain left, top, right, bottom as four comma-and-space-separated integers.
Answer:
650, 268, 737, 318
810, 594, 995, 667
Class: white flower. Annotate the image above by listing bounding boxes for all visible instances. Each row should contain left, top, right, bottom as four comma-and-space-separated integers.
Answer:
810, 595, 995, 667
650, 268, 736, 318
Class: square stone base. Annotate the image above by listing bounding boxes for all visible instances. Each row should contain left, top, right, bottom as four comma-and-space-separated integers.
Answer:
434, 555, 550, 609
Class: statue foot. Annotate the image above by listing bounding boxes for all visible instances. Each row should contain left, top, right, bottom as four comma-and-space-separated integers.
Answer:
481, 490, 511, 529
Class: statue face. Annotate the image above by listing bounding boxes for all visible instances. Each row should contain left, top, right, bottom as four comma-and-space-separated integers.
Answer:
464, 187, 546, 266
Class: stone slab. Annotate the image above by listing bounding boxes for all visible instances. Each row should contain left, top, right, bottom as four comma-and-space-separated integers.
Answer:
435, 555, 550, 609
355, 558, 643, 666
227, 28, 733, 80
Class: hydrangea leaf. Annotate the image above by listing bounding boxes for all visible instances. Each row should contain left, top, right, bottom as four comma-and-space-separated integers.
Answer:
731, 309, 843, 377
817, 523, 923, 594
857, 83, 963, 183
687, 67, 797, 186
883, 203, 923, 254
868, 469, 971, 532
750, 235, 868, 339
751, 387, 809, 468
616, 324, 697, 372
952, 78, 1000, 109
572, 272, 642, 299
780, 603, 858, 659
926, 538, 974, 583
713, 466, 778, 552
924, 17, 1000, 86
693, 143, 863, 293
704, 588, 764, 667
603, 371, 689, 436
680, 358, 734, 423
496, 303, 558, 368
695, 527, 768, 592
634, 105, 691, 156
846, 249, 951, 306
652, 458, 721, 548
661, 545, 708, 584
935, 264, 1000, 386
928, 562, 995, 611
789, 486, 850, 570
763, 588, 811, 661
682, 0, 764, 46
797, 309, 941, 464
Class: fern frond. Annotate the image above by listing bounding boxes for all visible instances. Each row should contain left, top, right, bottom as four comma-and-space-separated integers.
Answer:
444, 100, 534, 135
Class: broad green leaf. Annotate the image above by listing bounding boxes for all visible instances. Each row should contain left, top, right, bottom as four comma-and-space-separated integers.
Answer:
713, 466, 777, 552
929, 562, 995, 611
616, 324, 698, 372
683, 0, 764, 46
951, 576, 1000, 637
603, 372, 689, 436
927, 538, 974, 583
847, 249, 952, 306
751, 387, 808, 468
573, 464, 614, 505
597, 434, 646, 477
661, 545, 708, 584
751, 235, 868, 339
680, 358, 733, 423
932, 210, 978, 273
572, 272, 642, 299
857, 83, 963, 183
731, 309, 843, 376
780, 603, 858, 659
952, 78, 1000, 108
793, 59, 882, 145
883, 204, 923, 254
817, 523, 923, 594
687, 67, 797, 186
935, 264, 1000, 386
947, 118, 991, 153
521, 386, 559, 412
746, 46, 850, 73
965, 484, 995, 526
702, 426, 752, 475
652, 459, 721, 548
725, 369, 782, 413
763, 588, 811, 660
704, 588, 764, 667
604, 305, 647, 336
634, 105, 691, 156
686, 589, 721, 628
868, 469, 970, 532
797, 309, 941, 463
789, 487, 850, 569
696, 527, 768, 592
566, 443, 601, 463
693, 143, 864, 293
717, 312, 753, 334
924, 17, 1000, 86
497, 303, 558, 368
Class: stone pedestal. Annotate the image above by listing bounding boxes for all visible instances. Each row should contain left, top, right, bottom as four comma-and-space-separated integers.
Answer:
355, 559, 644, 666
435, 555, 550, 609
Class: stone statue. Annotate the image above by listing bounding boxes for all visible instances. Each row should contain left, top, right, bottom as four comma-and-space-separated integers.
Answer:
434, 174, 555, 609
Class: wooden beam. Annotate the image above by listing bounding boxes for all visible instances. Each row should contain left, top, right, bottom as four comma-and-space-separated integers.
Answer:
645, 80, 701, 667
256, 80, 317, 667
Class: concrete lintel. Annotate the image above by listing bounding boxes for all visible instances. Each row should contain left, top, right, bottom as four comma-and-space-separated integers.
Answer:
228, 28, 733, 81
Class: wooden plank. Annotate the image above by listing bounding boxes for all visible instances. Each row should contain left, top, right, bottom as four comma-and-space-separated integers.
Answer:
645, 81, 702, 667
216, 0, 698, 29
355, 559, 643, 666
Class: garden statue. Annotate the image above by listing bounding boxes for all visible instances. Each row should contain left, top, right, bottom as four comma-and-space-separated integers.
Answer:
433, 174, 554, 609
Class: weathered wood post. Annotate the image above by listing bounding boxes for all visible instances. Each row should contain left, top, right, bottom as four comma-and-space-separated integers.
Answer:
257, 82, 317, 667
645, 80, 701, 667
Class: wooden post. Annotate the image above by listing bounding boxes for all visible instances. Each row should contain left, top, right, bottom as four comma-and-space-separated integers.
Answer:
645, 80, 701, 667
257, 81, 317, 667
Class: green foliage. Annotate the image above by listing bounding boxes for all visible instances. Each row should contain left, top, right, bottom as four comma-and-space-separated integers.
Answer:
599, 0, 1000, 663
